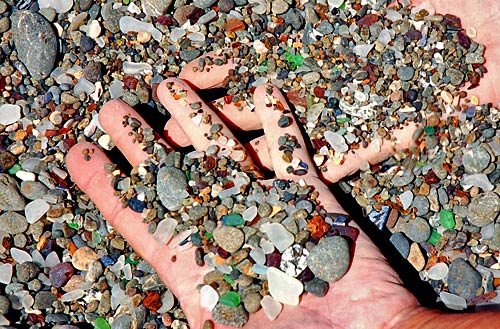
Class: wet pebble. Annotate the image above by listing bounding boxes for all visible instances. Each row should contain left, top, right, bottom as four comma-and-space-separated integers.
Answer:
390, 232, 410, 258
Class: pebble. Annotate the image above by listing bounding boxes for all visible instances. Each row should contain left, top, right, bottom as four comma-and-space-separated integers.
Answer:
211, 304, 248, 327
156, 166, 188, 211
324, 131, 348, 153
72, 246, 98, 271
439, 291, 467, 311
260, 223, 294, 253
0, 1, 7, 15
260, 295, 281, 321
402, 217, 431, 243
389, 232, 410, 258
447, 258, 482, 300
304, 277, 329, 297
242, 292, 261, 313
25, 199, 50, 224
407, 243, 425, 271
412, 195, 430, 216
199, 285, 218, 311
398, 191, 413, 210
16, 262, 40, 283
0, 104, 21, 125
307, 236, 350, 282
49, 262, 74, 288
38, 0, 74, 13
12, 11, 58, 80
397, 66, 415, 81
142, 0, 174, 17
0, 296, 9, 315
33, 291, 57, 310
267, 267, 303, 306
0, 174, 26, 211
213, 226, 244, 253
0, 211, 28, 235
462, 145, 490, 173
0, 264, 13, 284
467, 192, 500, 227
427, 262, 449, 281
218, 0, 235, 13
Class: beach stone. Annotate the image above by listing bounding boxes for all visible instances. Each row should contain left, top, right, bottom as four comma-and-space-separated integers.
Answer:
33, 291, 57, 310
0, 104, 21, 126
72, 246, 98, 271
218, 0, 235, 13
0, 295, 9, 315
0, 212, 28, 235
0, 1, 7, 15
25, 199, 50, 224
427, 262, 449, 281
402, 217, 431, 243
213, 226, 244, 253
407, 243, 425, 271
0, 16, 9, 33
0, 151, 16, 171
49, 262, 74, 288
267, 267, 303, 305
390, 232, 410, 258
307, 236, 350, 282
304, 277, 329, 297
462, 145, 490, 173
260, 295, 282, 321
242, 292, 261, 313
156, 166, 188, 211
0, 264, 12, 284
12, 11, 58, 80
467, 192, 500, 227
260, 223, 294, 253
0, 174, 25, 211
16, 262, 40, 283
78, 0, 93, 10
20, 181, 48, 200
211, 304, 248, 327
397, 66, 414, 81
111, 314, 132, 329
101, 2, 123, 33
271, 0, 289, 14
82, 61, 103, 83
447, 258, 482, 300
142, 0, 174, 17
281, 8, 304, 29
446, 68, 465, 86
412, 195, 430, 216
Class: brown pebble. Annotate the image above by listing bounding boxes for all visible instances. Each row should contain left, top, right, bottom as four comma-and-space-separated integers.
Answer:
203, 320, 214, 329
72, 246, 98, 271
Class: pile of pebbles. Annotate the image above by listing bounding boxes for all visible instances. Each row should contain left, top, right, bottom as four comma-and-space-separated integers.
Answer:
0, 0, 497, 327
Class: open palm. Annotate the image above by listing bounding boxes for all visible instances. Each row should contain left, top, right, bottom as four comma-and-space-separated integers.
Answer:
65, 1, 500, 328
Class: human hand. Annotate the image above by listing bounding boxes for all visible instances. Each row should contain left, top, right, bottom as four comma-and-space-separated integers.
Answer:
66, 73, 421, 328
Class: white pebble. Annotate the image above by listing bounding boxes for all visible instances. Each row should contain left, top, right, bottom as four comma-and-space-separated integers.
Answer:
0, 104, 21, 125
61, 289, 85, 302
0, 264, 13, 284
199, 285, 219, 311
427, 262, 449, 280
11, 248, 33, 264
249, 247, 266, 265
98, 134, 114, 150
25, 199, 50, 224
398, 190, 414, 210
267, 267, 303, 305
87, 20, 102, 39
260, 295, 282, 321
153, 218, 178, 245
15, 170, 36, 182
260, 223, 294, 253
45, 251, 61, 267
120, 16, 162, 41
31, 249, 46, 268
439, 291, 467, 310
109, 80, 124, 99
38, 0, 74, 13
157, 290, 175, 313
242, 206, 258, 221
324, 131, 349, 153
122, 61, 153, 75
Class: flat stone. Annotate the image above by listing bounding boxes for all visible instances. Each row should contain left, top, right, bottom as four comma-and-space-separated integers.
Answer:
38, 0, 74, 13
213, 226, 244, 253
0, 264, 12, 284
260, 223, 294, 253
467, 192, 500, 227
307, 236, 350, 282
447, 258, 482, 300
33, 291, 57, 310
0, 174, 26, 211
267, 267, 303, 305
142, 0, 173, 17
402, 217, 431, 243
25, 199, 50, 224
389, 232, 410, 258
427, 262, 449, 281
16, 262, 40, 282
12, 11, 58, 80
0, 104, 21, 126
439, 291, 467, 310
20, 181, 49, 200
0, 212, 28, 235
260, 295, 282, 321
397, 66, 415, 81
211, 304, 248, 327
0, 295, 9, 315
412, 195, 430, 216
49, 262, 74, 288
304, 277, 329, 297
199, 285, 218, 311
398, 190, 413, 210
242, 292, 261, 313
156, 166, 188, 211
462, 145, 490, 173
407, 243, 425, 271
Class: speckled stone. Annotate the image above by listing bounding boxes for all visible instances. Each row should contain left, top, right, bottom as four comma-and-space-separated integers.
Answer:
0, 211, 28, 234
156, 166, 188, 211
304, 277, 329, 297
307, 236, 350, 282
390, 232, 410, 258
447, 258, 482, 300
12, 11, 58, 80
462, 145, 490, 173
402, 217, 431, 243
0, 174, 26, 211
211, 304, 248, 327
213, 226, 244, 253
467, 192, 500, 227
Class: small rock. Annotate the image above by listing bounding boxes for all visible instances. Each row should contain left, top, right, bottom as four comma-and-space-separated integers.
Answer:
218, 0, 234, 13
0, 104, 21, 126
260, 295, 282, 321
0, 295, 10, 315
242, 292, 261, 313
307, 236, 350, 282
211, 304, 248, 327
271, 0, 289, 15
49, 262, 74, 288
407, 243, 425, 271
25, 199, 50, 224
402, 217, 431, 243
0, 264, 13, 284
260, 223, 294, 253
390, 232, 410, 258
72, 246, 98, 271
304, 277, 329, 297
397, 66, 415, 81
0, 211, 28, 234
12, 11, 58, 80
0, 174, 26, 211
427, 262, 449, 281
20, 181, 49, 200
447, 258, 482, 300
412, 195, 430, 216
142, 0, 174, 17
213, 226, 244, 253
33, 291, 57, 310
16, 261, 40, 283
267, 267, 303, 306
467, 192, 500, 227
82, 61, 103, 83
199, 285, 218, 311
38, 0, 74, 13
156, 166, 188, 211
462, 145, 490, 173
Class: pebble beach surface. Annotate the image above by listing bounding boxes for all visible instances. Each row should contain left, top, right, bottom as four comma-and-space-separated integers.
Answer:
0, 0, 499, 328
